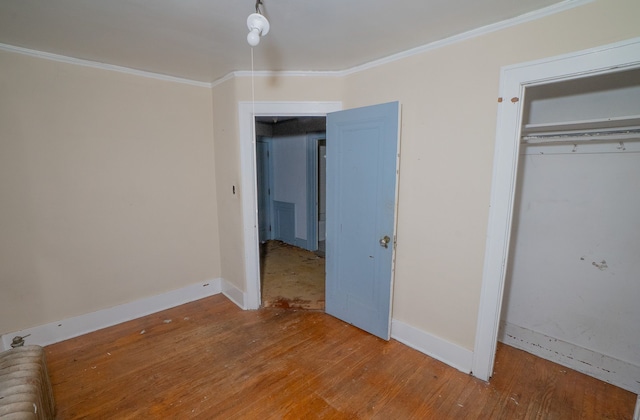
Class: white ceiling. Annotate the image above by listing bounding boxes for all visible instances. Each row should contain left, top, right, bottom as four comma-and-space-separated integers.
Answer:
0, 0, 567, 84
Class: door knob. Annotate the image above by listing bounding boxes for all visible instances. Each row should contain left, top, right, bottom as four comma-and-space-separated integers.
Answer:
379, 235, 391, 248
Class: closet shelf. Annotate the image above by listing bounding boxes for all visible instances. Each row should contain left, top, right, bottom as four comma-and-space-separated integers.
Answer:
523, 115, 640, 134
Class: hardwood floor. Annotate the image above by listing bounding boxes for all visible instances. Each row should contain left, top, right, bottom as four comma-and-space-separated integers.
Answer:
260, 240, 325, 310
45, 295, 636, 419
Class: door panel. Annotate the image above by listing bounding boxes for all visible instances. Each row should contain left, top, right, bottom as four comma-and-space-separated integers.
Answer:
318, 141, 327, 242
273, 200, 295, 245
325, 101, 400, 340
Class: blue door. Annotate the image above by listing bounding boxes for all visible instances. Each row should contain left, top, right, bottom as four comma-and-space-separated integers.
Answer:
325, 102, 400, 340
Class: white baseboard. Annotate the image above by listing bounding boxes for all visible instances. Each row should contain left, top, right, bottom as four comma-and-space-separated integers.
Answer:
634, 395, 640, 420
499, 321, 640, 394
294, 237, 309, 250
221, 279, 246, 309
391, 319, 473, 374
1, 279, 223, 351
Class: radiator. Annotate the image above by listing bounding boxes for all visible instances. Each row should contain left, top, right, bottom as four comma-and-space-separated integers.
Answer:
0, 345, 55, 419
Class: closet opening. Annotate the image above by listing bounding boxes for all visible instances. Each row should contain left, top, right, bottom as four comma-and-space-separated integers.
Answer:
499, 67, 640, 394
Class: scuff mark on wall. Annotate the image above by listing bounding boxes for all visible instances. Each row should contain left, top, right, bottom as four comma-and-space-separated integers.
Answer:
592, 260, 608, 271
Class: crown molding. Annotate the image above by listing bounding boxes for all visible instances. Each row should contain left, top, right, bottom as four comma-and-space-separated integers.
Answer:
233, 70, 343, 78
0, 43, 212, 88
2, 0, 592, 87
215, 0, 593, 83
213, 70, 344, 87
210, 71, 237, 88
339, 0, 594, 77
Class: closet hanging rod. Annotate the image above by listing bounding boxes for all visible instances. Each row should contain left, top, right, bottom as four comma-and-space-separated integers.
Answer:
522, 128, 640, 145
522, 115, 640, 136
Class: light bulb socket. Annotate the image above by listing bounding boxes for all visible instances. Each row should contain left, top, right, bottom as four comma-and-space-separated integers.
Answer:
247, 13, 270, 36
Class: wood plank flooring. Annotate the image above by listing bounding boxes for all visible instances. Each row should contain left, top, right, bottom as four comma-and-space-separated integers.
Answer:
45, 295, 636, 419
260, 240, 325, 310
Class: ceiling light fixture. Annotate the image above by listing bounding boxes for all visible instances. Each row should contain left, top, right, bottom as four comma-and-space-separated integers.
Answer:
247, 0, 270, 47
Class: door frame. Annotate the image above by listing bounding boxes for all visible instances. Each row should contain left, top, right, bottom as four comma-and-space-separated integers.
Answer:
238, 101, 342, 309
306, 133, 326, 252
471, 37, 640, 381
256, 137, 273, 243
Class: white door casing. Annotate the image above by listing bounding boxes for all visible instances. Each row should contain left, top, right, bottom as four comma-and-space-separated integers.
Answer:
238, 101, 342, 310
472, 37, 640, 381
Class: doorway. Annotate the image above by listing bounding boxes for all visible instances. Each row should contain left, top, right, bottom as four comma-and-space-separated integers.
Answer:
239, 100, 400, 341
254, 116, 327, 310
238, 101, 342, 310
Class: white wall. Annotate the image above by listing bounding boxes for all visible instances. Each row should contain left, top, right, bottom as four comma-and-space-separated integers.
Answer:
502, 150, 640, 389
271, 135, 308, 241
0, 50, 219, 335
504, 152, 640, 361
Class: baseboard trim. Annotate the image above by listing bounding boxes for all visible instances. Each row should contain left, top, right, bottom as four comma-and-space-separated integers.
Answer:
499, 321, 640, 394
1, 279, 223, 351
391, 319, 473, 374
294, 237, 309, 251
221, 279, 246, 309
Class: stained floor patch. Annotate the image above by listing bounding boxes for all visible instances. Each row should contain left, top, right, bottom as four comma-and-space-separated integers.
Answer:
260, 240, 325, 310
